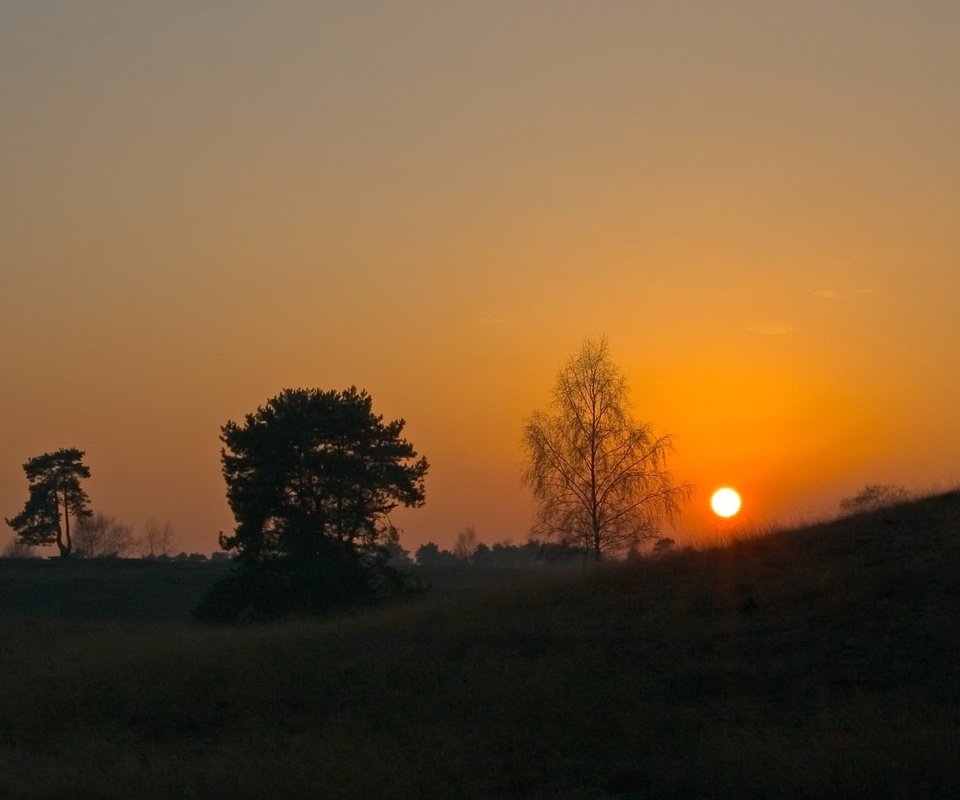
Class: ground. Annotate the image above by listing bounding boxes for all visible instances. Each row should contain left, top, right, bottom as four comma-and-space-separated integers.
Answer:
0, 493, 958, 798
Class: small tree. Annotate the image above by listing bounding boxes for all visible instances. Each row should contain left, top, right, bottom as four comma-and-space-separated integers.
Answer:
523, 338, 691, 559
196, 387, 428, 622
414, 542, 458, 567
472, 542, 492, 565
839, 484, 909, 515
6, 448, 92, 558
452, 526, 479, 561
2, 539, 38, 559
652, 536, 676, 555
380, 523, 414, 567
143, 518, 177, 557
74, 513, 138, 558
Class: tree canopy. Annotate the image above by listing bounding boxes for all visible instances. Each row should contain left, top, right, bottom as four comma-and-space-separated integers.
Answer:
523, 338, 690, 559
839, 484, 909, 515
5, 448, 92, 558
199, 387, 428, 621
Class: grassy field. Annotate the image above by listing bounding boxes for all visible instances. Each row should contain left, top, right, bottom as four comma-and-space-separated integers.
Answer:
0, 558, 231, 623
1, 493, 958, 799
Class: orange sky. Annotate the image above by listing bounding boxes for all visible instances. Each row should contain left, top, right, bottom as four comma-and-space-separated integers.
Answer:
2, 2, 959, 553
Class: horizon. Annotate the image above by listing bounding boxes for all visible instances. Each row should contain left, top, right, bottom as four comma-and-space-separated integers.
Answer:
3, 2, 959, 554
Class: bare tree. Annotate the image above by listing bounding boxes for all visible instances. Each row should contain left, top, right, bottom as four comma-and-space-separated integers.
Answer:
452, 526, 478, 561
74, 513, 138, 558
2, 538, 38, 559
143, 518, 177, 557
523, 337, 691, 559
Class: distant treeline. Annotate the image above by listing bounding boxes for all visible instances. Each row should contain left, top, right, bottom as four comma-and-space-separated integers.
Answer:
390, 537, 673, 568
2, 544, 231, 563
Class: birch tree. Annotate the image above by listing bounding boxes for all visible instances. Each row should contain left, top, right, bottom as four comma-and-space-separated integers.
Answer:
523, 338, 690, 559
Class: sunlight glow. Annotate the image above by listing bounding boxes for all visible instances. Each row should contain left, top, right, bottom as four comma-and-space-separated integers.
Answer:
710, 487, 742, 518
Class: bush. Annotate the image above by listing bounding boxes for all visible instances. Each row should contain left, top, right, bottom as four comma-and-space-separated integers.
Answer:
193, 542, 419, 623
2, 539, 38, 559
840, 484, 909, 515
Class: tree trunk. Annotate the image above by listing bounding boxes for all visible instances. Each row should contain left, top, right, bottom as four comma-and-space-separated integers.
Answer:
57, 492, 72, 559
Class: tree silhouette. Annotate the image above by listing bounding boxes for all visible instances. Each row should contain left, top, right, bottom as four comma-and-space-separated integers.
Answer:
414, 541, 459, 567
839, 484, 909, 515
143, 518, 177, 558
523, 338, 691, 559
197, 387, 428, 621
74, 512, 138, 558
6, 448, 92, 559
452, 526, 479, 561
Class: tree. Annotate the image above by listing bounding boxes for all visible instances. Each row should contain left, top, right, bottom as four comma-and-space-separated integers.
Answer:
197, 387, 428, 621
380, 524, 414, 567
839, 484, 909, 515
2, 539, 37, 559
143, 518, 177, 558
6, 448, 92, 558
414, 542, 458, 567
472, 542, 492, 564
652, 536, 676, 555
452, 526, 479, 561
523, 338, 691, 560
74, 512, 138, 558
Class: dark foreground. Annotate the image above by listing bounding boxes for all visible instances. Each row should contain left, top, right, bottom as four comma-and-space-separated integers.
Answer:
1, 493, 959, 799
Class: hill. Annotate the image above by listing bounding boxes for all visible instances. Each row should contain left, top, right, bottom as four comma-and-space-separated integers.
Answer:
1, 491, 958, 798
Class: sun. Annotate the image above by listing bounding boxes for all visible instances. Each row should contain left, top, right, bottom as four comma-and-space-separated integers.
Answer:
710, 487, 742, 518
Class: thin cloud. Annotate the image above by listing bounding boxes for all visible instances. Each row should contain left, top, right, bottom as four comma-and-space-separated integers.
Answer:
813, 289, 843, 300
479, 315, 505, 325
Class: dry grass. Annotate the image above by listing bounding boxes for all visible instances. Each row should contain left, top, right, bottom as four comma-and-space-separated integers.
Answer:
1, 492, 959, 798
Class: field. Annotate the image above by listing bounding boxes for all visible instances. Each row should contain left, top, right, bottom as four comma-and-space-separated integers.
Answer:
1, 493, 959, 799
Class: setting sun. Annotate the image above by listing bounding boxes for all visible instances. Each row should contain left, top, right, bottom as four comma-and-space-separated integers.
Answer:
711, 487, 742, 518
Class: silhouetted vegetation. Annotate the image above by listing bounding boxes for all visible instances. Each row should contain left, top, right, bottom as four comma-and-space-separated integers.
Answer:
415, 538, 589, 568
523, 337, 691, 559
0, 490, 958, 798
414, 541, 458, 567
142, 517, 177, 558
74, 512, 139, 558
195, 387, 428, 622
5, 448, 92, 559
2, 538, 37, 559
840, 482, 909, 514
380, 526, 414, 568
452, 525, 479, 560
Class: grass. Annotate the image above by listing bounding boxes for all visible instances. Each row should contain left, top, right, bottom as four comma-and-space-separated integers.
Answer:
0, 558, 231, 623
1, 492, 959, 798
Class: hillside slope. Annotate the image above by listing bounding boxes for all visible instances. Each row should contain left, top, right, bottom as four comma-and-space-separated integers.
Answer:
1, 492, 958, 799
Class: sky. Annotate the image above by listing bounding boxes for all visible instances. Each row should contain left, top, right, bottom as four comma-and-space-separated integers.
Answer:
2, 1, 959, 554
